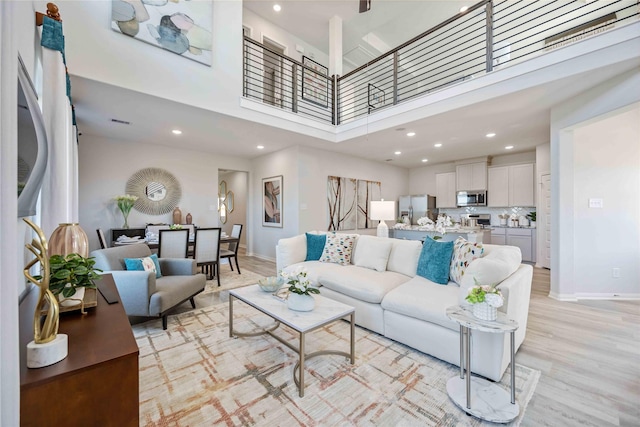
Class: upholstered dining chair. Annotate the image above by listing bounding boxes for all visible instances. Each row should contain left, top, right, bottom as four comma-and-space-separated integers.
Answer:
158, 229, 189, 258
220, 224, 242, 274
192, 227, 221, 286
96, 228, 107, 249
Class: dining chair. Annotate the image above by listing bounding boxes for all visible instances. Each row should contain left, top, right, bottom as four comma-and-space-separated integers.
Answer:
96, 228, 107, 249
220, 224, 242, 274
192, 227, 221, 286
158, 229, 189, 258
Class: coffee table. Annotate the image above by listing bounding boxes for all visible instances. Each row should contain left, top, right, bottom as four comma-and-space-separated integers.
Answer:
229, 285, 355, 397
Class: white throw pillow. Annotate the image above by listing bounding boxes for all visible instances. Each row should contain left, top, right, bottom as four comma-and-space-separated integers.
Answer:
352, 235, 393, 272
449, 237, 484, 285
386, 239, 423, 277
458, 244, 522, 306
320, 233, 358, 266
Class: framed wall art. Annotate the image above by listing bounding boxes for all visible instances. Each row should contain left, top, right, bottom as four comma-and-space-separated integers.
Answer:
302, 56, 329, 108
327, 176, 357, 231
262, 175, 282, 228
111, 0, 213, 66
368, 83, 385, 110
357, 179, 381, 229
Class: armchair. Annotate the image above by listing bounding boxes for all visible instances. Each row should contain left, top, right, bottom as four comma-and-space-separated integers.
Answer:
90, 244, 206, 329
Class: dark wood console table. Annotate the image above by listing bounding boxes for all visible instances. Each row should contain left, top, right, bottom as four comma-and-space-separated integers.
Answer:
19, 274, 139, 426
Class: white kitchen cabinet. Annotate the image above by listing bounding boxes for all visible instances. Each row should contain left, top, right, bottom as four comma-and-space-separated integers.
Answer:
508, 163, 534, 207
436, 172, 457, 208
487, 163, 534, 207
456, 162, 487, 191
490, 227, 506, 245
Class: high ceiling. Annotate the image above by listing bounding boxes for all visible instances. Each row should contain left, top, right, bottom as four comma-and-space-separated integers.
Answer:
69, 3, 640, 169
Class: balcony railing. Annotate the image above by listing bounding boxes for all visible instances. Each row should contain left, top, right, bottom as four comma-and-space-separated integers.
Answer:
243, 0, 639, 125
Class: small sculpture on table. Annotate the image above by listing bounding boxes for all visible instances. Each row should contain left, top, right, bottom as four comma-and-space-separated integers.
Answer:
23, 218, 68, 368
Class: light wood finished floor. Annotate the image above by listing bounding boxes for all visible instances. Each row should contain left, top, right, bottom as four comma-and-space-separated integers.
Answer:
214, 250, 640, 426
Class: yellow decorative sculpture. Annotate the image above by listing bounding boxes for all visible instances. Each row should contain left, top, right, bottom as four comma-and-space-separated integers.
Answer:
23, 218, 60, 344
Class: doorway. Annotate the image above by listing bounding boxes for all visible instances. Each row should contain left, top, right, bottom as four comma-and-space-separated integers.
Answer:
262, 37, 286, 107
218, 170, 248, 248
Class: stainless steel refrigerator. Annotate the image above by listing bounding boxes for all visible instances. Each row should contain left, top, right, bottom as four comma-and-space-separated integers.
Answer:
398, 195, 438, 225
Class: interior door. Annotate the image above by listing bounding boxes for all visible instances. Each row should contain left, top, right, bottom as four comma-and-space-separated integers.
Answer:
540, 173, 551, 269
262, 39, 285, 107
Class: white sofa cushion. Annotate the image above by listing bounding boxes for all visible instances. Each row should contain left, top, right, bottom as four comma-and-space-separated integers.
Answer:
381, 276, 460, 331
319, 265, 411, 304
281, 261, 345, 287
320, 233, 358, 266
277, 234, 306, 272
458, 244, 522, 305
352, 235, 393, 272
386, 239, 423, 277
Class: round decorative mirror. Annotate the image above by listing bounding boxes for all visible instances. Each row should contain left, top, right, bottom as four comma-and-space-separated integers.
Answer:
126, 168, 181, 215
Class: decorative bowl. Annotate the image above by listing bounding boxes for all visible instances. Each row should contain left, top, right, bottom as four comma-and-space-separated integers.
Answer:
258, 276, 283, 292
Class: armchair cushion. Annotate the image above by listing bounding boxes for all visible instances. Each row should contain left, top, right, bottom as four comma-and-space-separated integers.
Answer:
124, 253, 162, 278
159, 258, 198, 275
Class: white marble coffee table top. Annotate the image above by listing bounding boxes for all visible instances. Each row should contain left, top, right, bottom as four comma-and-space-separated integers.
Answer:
446, 306, 518, 333
230, 285, 355, 333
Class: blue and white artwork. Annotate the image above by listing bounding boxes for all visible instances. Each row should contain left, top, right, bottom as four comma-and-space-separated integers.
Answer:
111, 0, 213, 66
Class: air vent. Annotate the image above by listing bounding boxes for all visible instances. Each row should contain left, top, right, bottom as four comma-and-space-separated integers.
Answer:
110, 118, 131, 125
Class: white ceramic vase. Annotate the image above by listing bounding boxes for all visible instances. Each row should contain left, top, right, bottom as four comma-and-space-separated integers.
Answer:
472, 302, 497, 321
287, 293, 315, 312
58, 285, 85, 308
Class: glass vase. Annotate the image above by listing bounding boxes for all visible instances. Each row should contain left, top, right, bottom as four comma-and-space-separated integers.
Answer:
122, 211, 130, 229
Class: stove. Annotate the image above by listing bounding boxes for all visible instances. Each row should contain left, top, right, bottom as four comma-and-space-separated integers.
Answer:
460, 213, 491, 227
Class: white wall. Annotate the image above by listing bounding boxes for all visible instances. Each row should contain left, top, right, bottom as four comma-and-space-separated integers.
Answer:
219, 171, 248, 246
78, 135, 250, 251
572, 106, 640, 296
550, 68, 640, 300
243, 8, 329, 67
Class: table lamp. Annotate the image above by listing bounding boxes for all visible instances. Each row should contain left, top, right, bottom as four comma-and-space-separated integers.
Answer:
370, 200, 396, 238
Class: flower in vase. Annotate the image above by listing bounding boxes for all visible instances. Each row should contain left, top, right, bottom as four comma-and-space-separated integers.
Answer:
114, 194, 138, 228
280, 267, 320, 296
465, 278, 503, 307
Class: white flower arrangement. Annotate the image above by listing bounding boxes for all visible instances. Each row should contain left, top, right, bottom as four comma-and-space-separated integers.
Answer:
417, 216, 434, 227
280, 267, 319, 296
393, 222, 411, 230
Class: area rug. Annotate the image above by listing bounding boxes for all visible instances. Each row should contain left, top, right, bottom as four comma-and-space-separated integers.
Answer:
133, 302, 540, 426
202, 269, 266, 294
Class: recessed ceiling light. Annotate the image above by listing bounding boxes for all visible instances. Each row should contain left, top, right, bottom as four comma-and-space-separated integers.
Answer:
422, 158, 428, 163
406, 132, 416, 137
172, 129, 182, 135
434, 143, 443, 148
460, 6, 469, 12
505, 145, 514, 150
486, 132, 496, 138
257, 145, 264, 149
394, 151, 402, 155
273, 4, 281, 12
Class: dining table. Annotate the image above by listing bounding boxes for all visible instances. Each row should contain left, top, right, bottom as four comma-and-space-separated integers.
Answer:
112, 235, 239, 249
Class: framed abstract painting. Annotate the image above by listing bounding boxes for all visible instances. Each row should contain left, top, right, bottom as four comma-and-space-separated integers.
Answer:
262, 175, 282, 227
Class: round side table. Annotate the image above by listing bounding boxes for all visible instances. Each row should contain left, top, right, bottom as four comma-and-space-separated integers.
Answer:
445, 305, 520, 423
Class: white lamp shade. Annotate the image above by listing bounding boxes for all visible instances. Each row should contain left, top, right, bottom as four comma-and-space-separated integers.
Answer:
370, 201, 396, 221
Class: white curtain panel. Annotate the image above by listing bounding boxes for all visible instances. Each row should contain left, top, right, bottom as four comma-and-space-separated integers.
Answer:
40, 46, 77, 236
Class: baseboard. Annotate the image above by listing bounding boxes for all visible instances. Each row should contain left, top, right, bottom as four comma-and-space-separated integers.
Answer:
549, 291, 640, 301
245, 252, 276, 263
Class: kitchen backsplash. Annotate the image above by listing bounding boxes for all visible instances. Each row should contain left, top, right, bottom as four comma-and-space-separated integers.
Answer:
438, 207, 535, 226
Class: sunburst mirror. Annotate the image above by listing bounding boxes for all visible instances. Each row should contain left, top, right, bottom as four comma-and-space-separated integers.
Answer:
126, 167, 181, 215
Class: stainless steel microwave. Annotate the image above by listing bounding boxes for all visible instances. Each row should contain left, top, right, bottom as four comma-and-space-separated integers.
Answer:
456, 190, 487, 207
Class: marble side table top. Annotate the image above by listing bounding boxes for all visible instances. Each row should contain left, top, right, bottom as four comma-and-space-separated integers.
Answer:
446, 305, 518, 333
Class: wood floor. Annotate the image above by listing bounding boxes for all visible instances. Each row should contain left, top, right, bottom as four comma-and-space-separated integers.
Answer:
233, 250, 640, 426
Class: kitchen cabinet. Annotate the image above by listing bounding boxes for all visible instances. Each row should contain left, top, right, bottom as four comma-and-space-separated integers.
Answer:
487, 163, 534, 207
490, 227, 536, 263
436, 172, 457, 208
456, 162, 487, 191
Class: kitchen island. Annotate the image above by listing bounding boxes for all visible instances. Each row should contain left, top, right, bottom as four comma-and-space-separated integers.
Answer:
390, 227, 491, 243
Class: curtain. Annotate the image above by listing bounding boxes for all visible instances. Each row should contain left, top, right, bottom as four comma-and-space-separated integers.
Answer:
39, 16, 78, 237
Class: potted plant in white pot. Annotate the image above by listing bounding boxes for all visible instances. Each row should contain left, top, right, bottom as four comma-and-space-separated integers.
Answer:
281, 267, 319, 312
47, 253, 102, 307
527, 211, 536, 228
465, 279, 503, 321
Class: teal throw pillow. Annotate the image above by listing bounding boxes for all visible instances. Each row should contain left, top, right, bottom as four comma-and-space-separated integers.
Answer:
305, 233, 327, 261
416, 237, 454, 285
124, 253, 162, 278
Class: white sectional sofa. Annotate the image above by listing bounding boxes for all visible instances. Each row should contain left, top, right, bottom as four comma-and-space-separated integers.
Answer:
276, 233, 533, 381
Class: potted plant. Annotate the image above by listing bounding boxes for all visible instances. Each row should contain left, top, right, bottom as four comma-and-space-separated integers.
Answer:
281, 267, 319, 312
48, 253, 102, 307
114, 194, 138, 229
527, 211, 536, 227
465, 278, 503, 321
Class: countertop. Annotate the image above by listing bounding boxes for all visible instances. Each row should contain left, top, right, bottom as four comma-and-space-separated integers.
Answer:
490, 225, 537, 229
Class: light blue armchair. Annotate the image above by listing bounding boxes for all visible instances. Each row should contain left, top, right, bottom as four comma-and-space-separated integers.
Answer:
91, 244, 206, 329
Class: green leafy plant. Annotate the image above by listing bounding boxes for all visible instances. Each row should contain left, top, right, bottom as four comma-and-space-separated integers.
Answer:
47, 253, 102, 298
527, 211, 536, 222
465, 278, 502, 305
169, 224, 183, 230
280, 267, 320, 296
